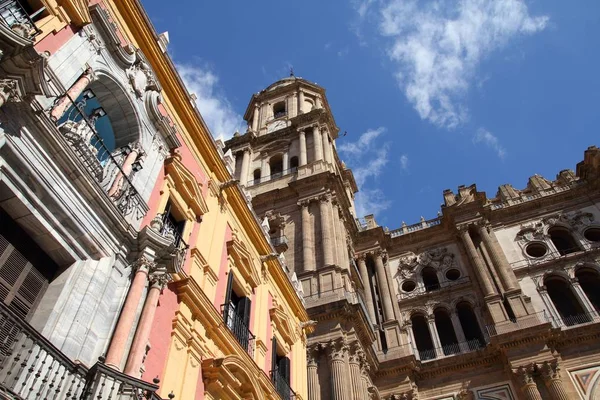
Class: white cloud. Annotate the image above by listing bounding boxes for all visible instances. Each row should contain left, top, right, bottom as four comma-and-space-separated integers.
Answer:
358, 0, 548, 129
473, 128, 506, 159
176, 63, 243, 139
338, 127, 391, 217
400, 154, 409, 171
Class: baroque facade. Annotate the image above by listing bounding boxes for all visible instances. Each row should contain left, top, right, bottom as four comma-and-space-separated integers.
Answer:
225, 76, 600, 400
0, 1, 309, 400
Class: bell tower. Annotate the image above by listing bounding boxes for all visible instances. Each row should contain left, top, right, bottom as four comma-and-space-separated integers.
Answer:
226, 76, 383, 400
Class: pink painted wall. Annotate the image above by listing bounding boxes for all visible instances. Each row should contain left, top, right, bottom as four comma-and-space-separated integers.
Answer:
34, 25, 77, 56
194, 366, 205, 399
141, 286, 178, 385
264, 293, 273, 373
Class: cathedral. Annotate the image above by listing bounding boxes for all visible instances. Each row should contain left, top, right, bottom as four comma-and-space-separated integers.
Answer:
225, 76, 600, 400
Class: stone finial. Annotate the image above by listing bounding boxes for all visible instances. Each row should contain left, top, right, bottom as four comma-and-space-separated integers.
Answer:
527, 174, 552, 192
496, 183, 520, 200
443, 189, 456, 207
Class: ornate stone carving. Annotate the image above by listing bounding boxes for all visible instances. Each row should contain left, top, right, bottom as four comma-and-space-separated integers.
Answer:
307, 345, 320, 367
541, 361, 561, 381
132, 256, 155, 273
0, 79, 19, 107
516, 222, 546, 242
514, 365, 536, 386
326, 339, 348, 362
397, 247, 457, 279
127, 52, 159, 97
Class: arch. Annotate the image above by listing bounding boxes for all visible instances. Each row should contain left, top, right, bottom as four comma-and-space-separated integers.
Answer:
456, 301, 485, 347
575, 267, 600, 312
269, 154, 283, 176
421, 267, 439, 291
544, 275, 588, 326
410, 314, 435, 360
219, 355, 265, 400
433, 308, 459, 355
548, 227, 581, 256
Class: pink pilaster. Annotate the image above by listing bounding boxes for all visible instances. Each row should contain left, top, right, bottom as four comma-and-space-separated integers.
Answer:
50, 68, 95, 122
105, 260, 149, 370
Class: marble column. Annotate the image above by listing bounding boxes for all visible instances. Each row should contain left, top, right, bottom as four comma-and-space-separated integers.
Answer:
299, 130, 307, 166
374, 251, 395, 322
301, 201, 315, 272
261, 158, 270, 180
298, 90, 305, 114
251, 105, 259, 132
359, 365, 371, 400
123, 273, 167, 377
427, 314, 443, 357
51, 67, 96, 122
515, 366, 543, 400
348, 346, 363, 399
307, 346, 321, 400
314, 125, 324, 161
283, 149, 289, 172
541, 362, 569, 400
383, 256, 401, 320
105, 257, 151, 370
478, 225, 518, 291
319, 195, 334, 267
108, 142, 142, 198
450, 311, 469, 352
460, 228, 496, 297
322, 130, 332, 164
327, 341, 350, 400
357, 255, 377, 324
240, 149, 250, 186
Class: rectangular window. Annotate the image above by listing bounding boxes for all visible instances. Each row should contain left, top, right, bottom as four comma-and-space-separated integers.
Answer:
271, 338, 292, 400
223, 272, 254, 354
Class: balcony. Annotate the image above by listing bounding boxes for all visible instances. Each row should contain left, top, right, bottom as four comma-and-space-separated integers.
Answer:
0, 301, 164, 400
270, 235, 288, 252
0, 0, 43, 40
510, 246, 600, 271
417, 338, 487, 362
57, 93, 148, 219
397, 276, 471, 301
246, 167, 298, 187
552, 310, 600, 329
486, 310, 551, 337
221, 304, 255, 358
270, 368, 297, 400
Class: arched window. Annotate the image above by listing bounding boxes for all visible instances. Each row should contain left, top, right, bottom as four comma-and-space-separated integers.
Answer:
433, 309, 459, 355
273, 102, 286, 119
456, 302, 485, 348
575, 267, 600, 312
290, 156, 299, 170
411, 314, 435, 360
545, 275, 588, 326
270, 155, 283, 178
548, 227, 580, 256
422, 267, 440, 291
253, 169, 261, 183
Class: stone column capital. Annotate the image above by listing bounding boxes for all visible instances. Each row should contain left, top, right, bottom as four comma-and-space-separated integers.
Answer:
132, 256, 154, 274
514, 364, 536, 386
540, 360, 561, 381
326, 339, 348, 362
318, 193, 332, 203
374, 248, 388, 261
307, 345, 320, 367
356, 253, 367, 262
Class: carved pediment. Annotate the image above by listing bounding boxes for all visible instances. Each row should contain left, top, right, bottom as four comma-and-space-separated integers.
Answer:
165, 152, 208, 216
227, 232, 261, 288
397, 247, 456, 278
270, 300, 298, 348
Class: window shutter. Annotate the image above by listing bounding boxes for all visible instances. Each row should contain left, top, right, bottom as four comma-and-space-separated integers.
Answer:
279, 356, 291, 382
271, 337, 277, 374
239, 296, 251, 327
0, 234, 47, 320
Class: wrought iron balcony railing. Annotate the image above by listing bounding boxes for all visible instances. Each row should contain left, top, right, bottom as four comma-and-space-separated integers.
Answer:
221, 304, 255, 358
552, 310, 600, 329
246, 167, 298, 186
0, 301, 164, 399
416, 338, 487, 362
270, 235, 288, 248
270, 368, 297, 400
397, 276, 472, 300
0, 0, 43, 39
486, 310, 551, 337
510, 246, 599, 270
57, 92, 148, 219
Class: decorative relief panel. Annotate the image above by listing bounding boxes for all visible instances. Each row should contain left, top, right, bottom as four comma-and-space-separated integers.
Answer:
569, 365, 600, 400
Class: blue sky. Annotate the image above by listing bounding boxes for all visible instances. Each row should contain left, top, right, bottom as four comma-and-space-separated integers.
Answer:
142, 0, 600, 229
